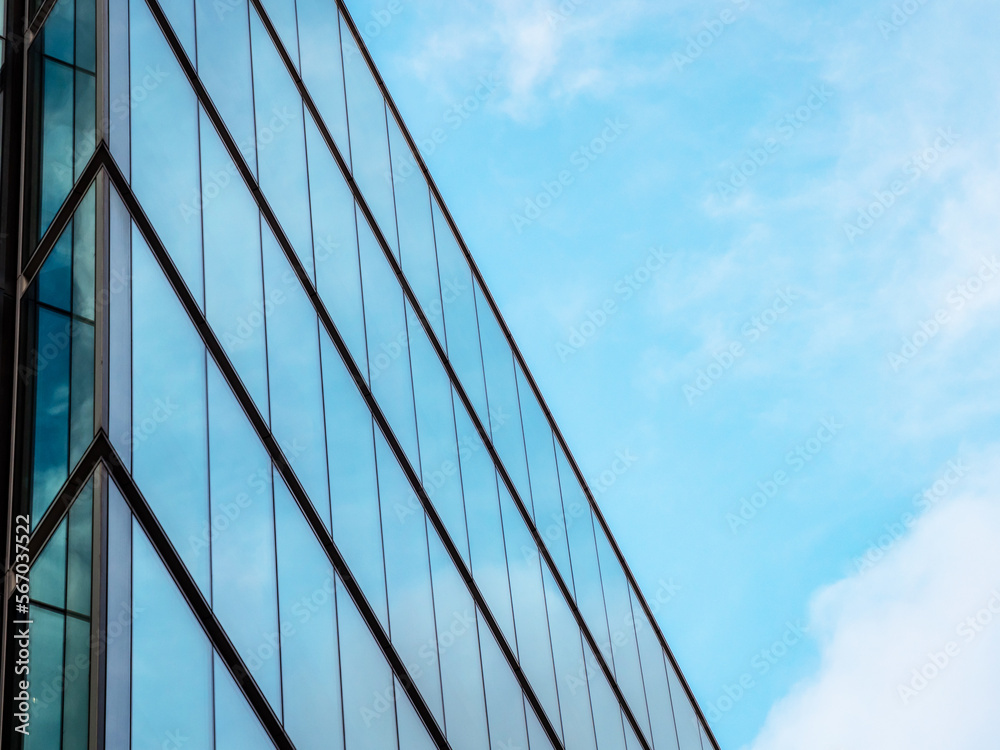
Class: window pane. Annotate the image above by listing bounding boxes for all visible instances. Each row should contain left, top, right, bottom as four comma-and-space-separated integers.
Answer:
477, 282, 531, 503
201, 108, 270, 411
131, 519, 213, 750
273, 474, 345, 750
250, 6, 314, 278
306, 115, 366, 369
261, 222, 331, 527
632, 591, 681, 750
158, 0, 195, 60
105, 480, 132, 750
667, 660, 703, 750
30, 307, 71, 524
340, 18, 396, 255
585, 643, 627, 750
408, 305, 469, 564
427, 531, 490, 749
358, 213, 418, 465
375, 433, 444, 724
499, 482, 562, 737
431, 201, 487, 419
320, 331, 388, 628
108, 187, 132, 467
456, 404, 515, 645
62, 615, 91, 750
479, 621, 529, 750
337, 584, 398, 750
389, 119, 444, 344
257, 0, 298, 68
214, 653, 276, 750
194, 0, 258, 172
38, 59, 73, 240
131, 226, 211, 591
23, 607, 64, 749
65, 477, 93, 616
29, 513, 68, 608
395, 679, 438, 750
297, 0, 349, 158
207, 364, 281, 710
130, 0, 204, 306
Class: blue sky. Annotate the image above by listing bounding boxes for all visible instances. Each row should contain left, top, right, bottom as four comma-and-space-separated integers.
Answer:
342, 1, 1000, 747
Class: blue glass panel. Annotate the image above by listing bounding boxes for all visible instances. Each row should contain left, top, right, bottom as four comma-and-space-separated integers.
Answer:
62, 615, 91, 750
109, 0, 131, 171
374, 433, 443, 724
526, 704, 557, 750
431, 201, 487, 418
75, 0, 96, 72
625, 718, 645, 750
479, 621, 529, 750
44, 0, 74, 63
394, 679, 438, 750
319, 332, 388, 627
39, 59, 74, 237
595, 528, 652, 741
201, 108, 270, 411
159, 0, 196, 60
273, 473, 345, 750
194, 0, 258, 171
632, 593, 681, 750
71, 185, 96, 320
131, 520, 213, 750
105, 480, 132, 750
558, 450, 612, 654
37, 217, 72, 309
207, 364, 281, 709
340, 18, 396, 254
455, 405, 515, 644
130, 0, 204, 306
30, 307, 70, 525
358, 214, 418, 464
426, 532, 490, 749
499, 482, 562, 737
65, 478, 93, 615
257, 0, 298, 68
29, 516, 67, 608
388, 119, 444, 344
23, 606, 64, 749
250, 6, 314, 278
542, 567, 598, 750
131, 227, 211, 590
296, 0, 349, 159
407, 304, 469, 564
68, 318, 94, 467
337, 585, 398, 750
584, 643, 627, 750
666, 661, 702, 750
108, 189, 132, 467
476, 282, 531, 504
214, 653, 276, 750
261, 223, 331, 525
73, 70, 96, 181
519, 370, 573, 591
305, 115, 366, 369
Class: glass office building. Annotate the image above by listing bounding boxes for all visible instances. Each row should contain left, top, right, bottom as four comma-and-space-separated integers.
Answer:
0, 0, 720, 747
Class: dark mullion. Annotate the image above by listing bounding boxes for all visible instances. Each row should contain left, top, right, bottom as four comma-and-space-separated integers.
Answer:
102, 149, 453, 750
101, 442, 295, 750
241, 5, 654, 746
136, 3, 564, 747
332, 4, 720, 746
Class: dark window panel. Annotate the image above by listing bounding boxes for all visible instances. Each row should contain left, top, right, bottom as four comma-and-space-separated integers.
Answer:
37, 220, 72, 310
23, 607, 65, 749
44, 0, 75, 64
72, 70, 95, 181
64, 477, 93, 616
29, 512, 69, 608
38, 59, 74, 237
62, 615, 91, 750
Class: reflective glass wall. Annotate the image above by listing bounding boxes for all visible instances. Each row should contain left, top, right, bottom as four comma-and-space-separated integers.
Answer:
2, 0, 718, 747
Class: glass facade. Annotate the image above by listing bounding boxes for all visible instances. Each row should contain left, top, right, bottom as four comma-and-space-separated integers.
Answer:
0, 0, 719, 748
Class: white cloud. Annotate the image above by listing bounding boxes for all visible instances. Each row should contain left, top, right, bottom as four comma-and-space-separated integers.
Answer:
745, 451, 1000, 750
